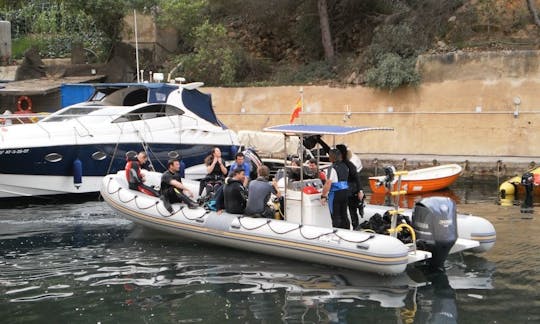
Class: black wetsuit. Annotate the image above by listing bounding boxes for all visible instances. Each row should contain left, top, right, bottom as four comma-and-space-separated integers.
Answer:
160, 170, 195, 207
223, 178, 247, 214
343, 159, 362, 229
125, 157, 158, 196
200, 158, 227, 195
327, 161, 350, 229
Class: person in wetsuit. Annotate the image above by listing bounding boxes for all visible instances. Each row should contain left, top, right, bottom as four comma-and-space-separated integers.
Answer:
160, 159, 198, 212
321, 148, 350, 229
336, 144, 364, 230
200, 147, 228, 196
245, 165, 281, 218
125, 151, 159, 196
217, 168, 248, 214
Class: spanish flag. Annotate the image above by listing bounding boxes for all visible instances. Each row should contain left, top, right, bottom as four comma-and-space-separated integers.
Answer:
289, 98, 302, 124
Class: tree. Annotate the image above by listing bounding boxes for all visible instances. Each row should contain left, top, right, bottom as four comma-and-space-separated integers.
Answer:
317, 0, 334, 61
527, 0, 540, 27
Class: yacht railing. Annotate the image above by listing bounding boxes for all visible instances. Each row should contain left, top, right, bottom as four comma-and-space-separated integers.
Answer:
0, 111, 203, 142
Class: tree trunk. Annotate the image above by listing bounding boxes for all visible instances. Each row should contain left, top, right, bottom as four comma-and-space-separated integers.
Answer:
527, 0, 540, 27
317, 0, 335, 61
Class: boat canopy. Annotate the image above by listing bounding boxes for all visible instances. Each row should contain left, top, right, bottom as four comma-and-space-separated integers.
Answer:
62, 83, 225, 127
181, 88, 224, 127
263, 124, 394, 136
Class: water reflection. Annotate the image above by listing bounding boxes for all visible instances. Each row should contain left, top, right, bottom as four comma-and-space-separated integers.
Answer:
0, 217, 496, 323
369, 188, 461, 209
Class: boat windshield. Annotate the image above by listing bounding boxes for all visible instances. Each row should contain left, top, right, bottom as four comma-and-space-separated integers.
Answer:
40, 107, 103, 122
111, 104, 184, 123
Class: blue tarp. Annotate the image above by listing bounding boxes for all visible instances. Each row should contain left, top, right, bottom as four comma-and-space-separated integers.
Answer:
60, 84, 94, 107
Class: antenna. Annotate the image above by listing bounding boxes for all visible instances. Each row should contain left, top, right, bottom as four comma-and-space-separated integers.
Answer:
134, 10, 140, 83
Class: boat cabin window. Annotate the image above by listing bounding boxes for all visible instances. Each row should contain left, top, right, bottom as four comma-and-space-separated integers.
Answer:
111, 104, 184, 123
40, 107, 103, 122
90, 87, 148, 106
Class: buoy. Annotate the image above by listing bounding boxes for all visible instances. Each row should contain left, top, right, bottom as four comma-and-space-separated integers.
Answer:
73, 158, 83, 189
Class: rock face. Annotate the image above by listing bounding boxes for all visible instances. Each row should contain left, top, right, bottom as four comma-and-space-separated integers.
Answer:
14, 48, 46, 81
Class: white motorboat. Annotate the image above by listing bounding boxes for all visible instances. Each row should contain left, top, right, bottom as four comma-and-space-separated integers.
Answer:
0, 82, 239, 198
100, 124, 495, 275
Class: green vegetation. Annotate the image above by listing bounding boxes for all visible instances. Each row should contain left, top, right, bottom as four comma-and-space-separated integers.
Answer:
1, 0, 538, 89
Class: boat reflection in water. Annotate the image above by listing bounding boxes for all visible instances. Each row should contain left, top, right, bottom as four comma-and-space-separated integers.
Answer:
134, 253, 493, 323
369, 188, 461, 209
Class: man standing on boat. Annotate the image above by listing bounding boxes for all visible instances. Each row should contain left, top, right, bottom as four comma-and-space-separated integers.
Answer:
160, 159, 198, 212
321, 149, 350, 229
336, 144, 364, 230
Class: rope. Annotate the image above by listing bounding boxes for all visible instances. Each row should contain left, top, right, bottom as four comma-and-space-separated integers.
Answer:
105, 129, 123, 176
106, 178, 375, 245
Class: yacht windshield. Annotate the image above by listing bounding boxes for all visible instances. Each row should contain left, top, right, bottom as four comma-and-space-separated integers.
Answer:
111, 104, 184, 123
40, 107, 103, 122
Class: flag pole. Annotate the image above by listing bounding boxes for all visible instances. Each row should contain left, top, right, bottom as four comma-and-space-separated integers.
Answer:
299, 86, 304, 124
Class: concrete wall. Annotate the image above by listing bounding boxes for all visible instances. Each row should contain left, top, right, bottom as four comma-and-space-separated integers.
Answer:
205, 76, 540, 160
122, 13, 177, 66
417, 50, 540, 82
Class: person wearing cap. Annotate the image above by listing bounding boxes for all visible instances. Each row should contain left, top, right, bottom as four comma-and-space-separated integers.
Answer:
320, 148, 350, 229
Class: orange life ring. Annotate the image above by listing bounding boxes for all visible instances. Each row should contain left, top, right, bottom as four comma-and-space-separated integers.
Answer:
17, 96, 32, 113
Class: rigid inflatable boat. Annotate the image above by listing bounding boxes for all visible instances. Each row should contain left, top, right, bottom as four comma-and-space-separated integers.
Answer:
101, 124, 495, 275
100, 169, 495, 275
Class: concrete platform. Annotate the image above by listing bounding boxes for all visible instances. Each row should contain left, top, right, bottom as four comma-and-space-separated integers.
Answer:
0, 75, 105, 96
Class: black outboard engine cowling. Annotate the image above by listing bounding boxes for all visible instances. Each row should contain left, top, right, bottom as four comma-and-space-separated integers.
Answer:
412, 197, 458, 270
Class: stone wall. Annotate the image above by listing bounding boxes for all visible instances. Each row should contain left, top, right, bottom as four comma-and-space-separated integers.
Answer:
205, 51, 540, 165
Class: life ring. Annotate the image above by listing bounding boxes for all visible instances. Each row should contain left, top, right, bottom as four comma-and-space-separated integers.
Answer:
17, 96, 32, 113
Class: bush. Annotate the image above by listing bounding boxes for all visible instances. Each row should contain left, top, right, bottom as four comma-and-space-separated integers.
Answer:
364, 53, 420, 91
174, 21, 241, 85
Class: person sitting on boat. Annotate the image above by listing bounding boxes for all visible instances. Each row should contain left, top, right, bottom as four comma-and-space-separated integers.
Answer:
228, 152, 251, 186
125, 151, 159, 197
288, 158, 303, 181
320, 148, 350, 229
245, 165, 281, 218
307, 158, 326, 183
160, 159, 198, 212
216, 168, 247, 215
137, 151, 155, 172
199, 147, 228, 196
336, 144, 364, 230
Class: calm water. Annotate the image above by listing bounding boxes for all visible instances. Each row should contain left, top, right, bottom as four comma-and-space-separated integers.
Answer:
0, 178, 539, 323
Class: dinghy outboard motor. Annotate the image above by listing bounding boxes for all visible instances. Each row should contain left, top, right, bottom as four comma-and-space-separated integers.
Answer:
376, 165, 396, 189
412, 197, 457, 270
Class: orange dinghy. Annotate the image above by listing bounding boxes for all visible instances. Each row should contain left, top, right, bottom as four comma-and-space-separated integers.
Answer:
369, 164, 462, 194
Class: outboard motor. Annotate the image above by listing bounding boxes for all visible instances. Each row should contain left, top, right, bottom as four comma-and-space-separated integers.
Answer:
412, 197, 457, 270
376, 165, 396, 189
